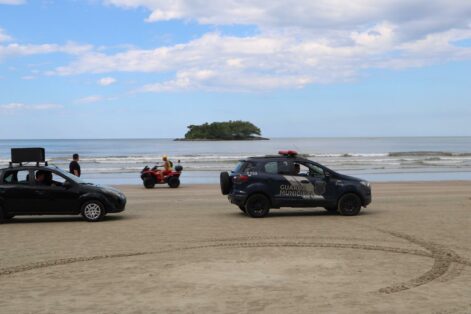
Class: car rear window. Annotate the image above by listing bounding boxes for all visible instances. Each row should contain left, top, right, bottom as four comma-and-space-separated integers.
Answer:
233, 161, 258, 173
2, 170, 30, 185
263, 160, 291, 175
264, 161, 278, 174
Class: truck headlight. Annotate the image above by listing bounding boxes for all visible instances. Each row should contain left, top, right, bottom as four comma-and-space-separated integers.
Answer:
360, 181, 370, 188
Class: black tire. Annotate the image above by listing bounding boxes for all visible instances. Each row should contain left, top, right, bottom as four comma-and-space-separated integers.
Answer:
337, 193, 362, 216
245, 194, 270, 218
143, 176, 156, 189
168, 176, 180, 188
81, 200, 106, 222
238, 205, 246, 213
0, 205, 5, 224
220, 172, 232, 195
324, 206, 338, 214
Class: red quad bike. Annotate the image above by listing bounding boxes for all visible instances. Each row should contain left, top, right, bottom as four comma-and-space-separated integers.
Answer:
140, 164, 183, 189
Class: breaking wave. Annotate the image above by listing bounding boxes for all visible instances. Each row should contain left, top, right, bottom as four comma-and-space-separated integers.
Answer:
1, 151, 471, 174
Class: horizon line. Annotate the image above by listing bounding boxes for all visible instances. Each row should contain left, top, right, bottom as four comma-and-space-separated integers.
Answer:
1, 135, 471, 141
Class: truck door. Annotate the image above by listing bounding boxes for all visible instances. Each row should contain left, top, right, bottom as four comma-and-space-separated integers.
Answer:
301, 162, 337, 206
261, 160, 305, 207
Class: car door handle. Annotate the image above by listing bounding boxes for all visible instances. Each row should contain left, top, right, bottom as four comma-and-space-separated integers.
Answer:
301, 180, 310, 183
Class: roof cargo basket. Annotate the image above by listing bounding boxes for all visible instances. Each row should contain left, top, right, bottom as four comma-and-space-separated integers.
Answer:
10, 148, 48, 167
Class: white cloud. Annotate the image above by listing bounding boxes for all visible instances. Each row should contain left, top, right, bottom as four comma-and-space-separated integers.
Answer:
51, 26, 471, 92
3, 1, 471, 92
75, 95, 103, 104
98, 76, 117, 86
0, 28, 12, 42
35, 0, 466, 91
0, 42, 93, 62
0, 103, 62, 111
0, 0, 24, 4
105, 0, 471, 38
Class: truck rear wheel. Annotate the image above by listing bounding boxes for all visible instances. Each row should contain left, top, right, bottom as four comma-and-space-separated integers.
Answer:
337, 193, 362, 216
245, 194, 270, 218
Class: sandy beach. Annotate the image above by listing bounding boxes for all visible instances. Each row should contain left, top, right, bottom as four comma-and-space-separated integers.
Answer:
0, 181, 470, 313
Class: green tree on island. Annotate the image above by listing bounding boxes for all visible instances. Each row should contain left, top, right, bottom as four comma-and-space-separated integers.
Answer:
184, 121, 265, 140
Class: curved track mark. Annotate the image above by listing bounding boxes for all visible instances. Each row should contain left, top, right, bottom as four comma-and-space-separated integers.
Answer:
0, 242, 430, 277
1, 233, 470, 296
377, 230, 467, 294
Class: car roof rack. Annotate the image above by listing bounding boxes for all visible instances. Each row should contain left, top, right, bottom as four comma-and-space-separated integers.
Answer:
9, 148, 48, 167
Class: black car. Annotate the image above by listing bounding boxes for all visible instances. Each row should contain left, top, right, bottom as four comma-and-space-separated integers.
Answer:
220, 150, 372, 218
0, 165, 126, 223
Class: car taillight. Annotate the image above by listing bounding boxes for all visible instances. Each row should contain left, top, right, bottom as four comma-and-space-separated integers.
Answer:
233, 175, 249, 183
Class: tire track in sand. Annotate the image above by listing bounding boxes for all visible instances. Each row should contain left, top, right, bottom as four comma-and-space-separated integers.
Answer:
0, 231, 470, 295
376, 229, 470, 294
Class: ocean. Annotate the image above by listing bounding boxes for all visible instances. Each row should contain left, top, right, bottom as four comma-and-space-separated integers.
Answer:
1, 137, 471, 185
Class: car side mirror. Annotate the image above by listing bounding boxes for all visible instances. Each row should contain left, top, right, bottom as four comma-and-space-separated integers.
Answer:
64, 181, 73, 189
324, 171, 331, 180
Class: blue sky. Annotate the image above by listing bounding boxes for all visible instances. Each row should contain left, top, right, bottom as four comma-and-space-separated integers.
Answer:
0, 0, 470, 139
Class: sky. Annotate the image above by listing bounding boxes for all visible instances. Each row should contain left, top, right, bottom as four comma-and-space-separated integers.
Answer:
0, 0, 470, 139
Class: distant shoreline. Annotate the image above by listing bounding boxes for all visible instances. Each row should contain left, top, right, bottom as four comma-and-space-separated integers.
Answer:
174, 137, 270, 141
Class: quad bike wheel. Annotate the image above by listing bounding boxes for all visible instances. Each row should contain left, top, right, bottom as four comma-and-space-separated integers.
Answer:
168, 176, 180, 188
143, 176, 156, 189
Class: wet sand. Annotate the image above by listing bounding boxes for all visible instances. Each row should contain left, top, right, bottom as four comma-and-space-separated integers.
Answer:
1, 181, 470, 313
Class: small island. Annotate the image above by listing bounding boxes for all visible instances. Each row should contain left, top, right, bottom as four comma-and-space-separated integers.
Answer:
175, 121, 269, 141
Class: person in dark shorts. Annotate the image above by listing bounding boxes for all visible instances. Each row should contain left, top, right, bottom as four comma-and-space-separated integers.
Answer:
69, 153, 81, 177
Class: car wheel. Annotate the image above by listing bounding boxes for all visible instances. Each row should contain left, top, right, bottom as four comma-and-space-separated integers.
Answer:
238, 205, 246, 213
324, 206, 338, 214
220, 172, 232, 195
337, 193, 362, 216
81, 200, 106, 222
143, 176, 156, 189
168, 177, 180, 188
245, 194, 270, 218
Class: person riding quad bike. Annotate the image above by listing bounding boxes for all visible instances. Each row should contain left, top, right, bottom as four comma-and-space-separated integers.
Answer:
140, 156, 183, 189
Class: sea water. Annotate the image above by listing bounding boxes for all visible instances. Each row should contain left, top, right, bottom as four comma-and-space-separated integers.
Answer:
1, 137, 470, 184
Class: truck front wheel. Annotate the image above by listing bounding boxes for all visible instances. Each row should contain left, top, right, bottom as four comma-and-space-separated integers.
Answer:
337, 193, 362, 216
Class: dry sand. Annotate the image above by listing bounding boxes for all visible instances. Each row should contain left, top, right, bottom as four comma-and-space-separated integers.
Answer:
0, 181, 470, 313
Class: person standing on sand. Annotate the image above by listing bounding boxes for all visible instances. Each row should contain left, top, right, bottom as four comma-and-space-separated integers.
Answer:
69, 153, 81, 177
